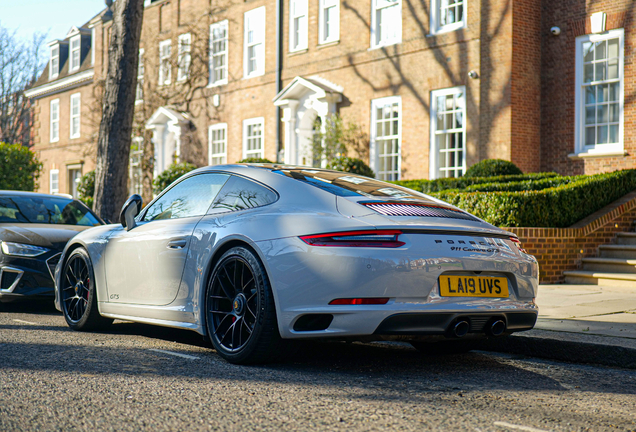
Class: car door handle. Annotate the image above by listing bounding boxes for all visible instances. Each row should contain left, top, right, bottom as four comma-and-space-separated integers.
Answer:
167, 239, 187, 249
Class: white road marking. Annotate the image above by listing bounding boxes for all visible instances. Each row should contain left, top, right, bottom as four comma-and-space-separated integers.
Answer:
494, 422, 550, 432
13, 319, 38, 325
149, 349, 199, 360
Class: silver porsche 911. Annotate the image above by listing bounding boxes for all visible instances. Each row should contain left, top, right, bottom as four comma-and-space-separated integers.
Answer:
54, 164, 538, 364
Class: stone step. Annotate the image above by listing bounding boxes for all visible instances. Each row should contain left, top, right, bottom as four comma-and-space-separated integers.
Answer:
581, 257, 636, 274
615, 232, 636, 245
563, 270, 636, 287
598, 244, 636, 259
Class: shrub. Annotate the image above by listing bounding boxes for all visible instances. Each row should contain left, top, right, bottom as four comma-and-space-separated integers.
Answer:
0, 142, 42, 191
237, 157, 274, 164
326, 156, 375, 178
462, 176, 573, 192
392, 172, 559, 193
153, 162, 197, 194
432, 169, 636, 227
464, 159, 523, 178
77, 170, 95, 208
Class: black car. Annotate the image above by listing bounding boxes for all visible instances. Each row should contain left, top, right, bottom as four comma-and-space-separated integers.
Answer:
0, 191, 103, 302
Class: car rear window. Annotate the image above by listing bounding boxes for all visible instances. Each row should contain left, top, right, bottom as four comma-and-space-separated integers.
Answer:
0, 195, 102, 226
272, 169, 428, 200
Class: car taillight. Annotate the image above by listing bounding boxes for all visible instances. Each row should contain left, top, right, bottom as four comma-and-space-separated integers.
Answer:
329, 298, 390, 305
510, 237, 528, 254
300, 230, 405, 248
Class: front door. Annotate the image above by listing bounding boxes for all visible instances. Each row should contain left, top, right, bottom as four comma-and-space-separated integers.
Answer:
103, 173, 229, 305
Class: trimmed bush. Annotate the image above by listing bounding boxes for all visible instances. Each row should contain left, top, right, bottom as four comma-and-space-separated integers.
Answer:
464, 159, 523, 177
433, 169, 636, 227
393, 172, 559, 193
326, 157, 375, 178
462, 176, 573, 192
77, 170, 95, 208
237, 157, 274, 164
153, 162, 197, 194
0, 142, 42, 191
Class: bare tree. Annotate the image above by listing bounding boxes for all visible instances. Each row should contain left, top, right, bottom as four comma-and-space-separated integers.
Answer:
93, 0, 145, 222
0, 25, 47, 146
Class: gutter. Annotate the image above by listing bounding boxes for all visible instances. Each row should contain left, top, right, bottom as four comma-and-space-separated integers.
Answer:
275, 0, 283, 162
24, 69, 94, 99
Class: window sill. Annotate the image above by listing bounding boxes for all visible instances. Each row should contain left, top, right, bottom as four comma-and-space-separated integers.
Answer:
568, 150, 627, 159
207, 81, 228, 88
427, 23, 467, 37
368, 41, 401, 51
288, 48, 308, 56
317, 40, 339, 49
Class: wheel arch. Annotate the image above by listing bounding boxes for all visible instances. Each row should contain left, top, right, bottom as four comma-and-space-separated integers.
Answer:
198, 236, 279, 338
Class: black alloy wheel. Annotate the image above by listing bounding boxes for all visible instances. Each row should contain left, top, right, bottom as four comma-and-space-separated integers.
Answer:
61, 248, 112, 331
206, 246, 283, 364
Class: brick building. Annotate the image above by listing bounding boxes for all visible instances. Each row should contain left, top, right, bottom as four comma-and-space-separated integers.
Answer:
24, 0, 635, 198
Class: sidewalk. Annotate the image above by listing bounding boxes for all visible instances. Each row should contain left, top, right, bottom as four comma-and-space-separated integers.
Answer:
481, 284, 636, 368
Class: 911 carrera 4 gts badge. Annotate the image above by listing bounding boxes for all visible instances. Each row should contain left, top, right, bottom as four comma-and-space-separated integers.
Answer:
435, 238, 502, 253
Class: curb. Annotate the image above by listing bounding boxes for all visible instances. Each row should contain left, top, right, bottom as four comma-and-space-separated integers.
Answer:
479, 333, 636, 369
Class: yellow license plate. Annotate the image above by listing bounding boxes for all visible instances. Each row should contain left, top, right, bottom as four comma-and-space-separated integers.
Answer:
439, 275, 509, 298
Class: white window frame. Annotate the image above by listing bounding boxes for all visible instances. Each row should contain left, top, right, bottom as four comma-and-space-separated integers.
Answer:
370, 96, 402, 181
158, 39, 172, 85
430, 0, 467, 35
177, 33, 192, 81
244, 7, 266, 78
50, 99, 60, 143
208, 123, 228, 166
50, 169, 59, 194
91, 27, 95, 66
136, 48, 145, 103
289, 0, 308, 52
70, 93, 81, 139
319, 0, 340, 44
574, 28, 624, 156
429, 86, 467, 179
49, 45, 60, 79
209, 20, 229, 86
370, 0, 402, 49
70, 35, 81, 72
243, 117, 265, 159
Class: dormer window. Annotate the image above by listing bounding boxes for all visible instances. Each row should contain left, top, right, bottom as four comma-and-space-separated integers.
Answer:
50, 45, 60, 79
70, 35, 81, 72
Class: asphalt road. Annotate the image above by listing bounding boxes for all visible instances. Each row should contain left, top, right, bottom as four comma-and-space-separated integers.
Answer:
1, 303, 635, 432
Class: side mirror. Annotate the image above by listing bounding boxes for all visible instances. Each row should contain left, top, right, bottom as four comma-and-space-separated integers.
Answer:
120, 194, 143, 231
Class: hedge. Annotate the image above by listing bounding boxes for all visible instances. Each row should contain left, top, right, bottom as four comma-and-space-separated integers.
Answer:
464, 158, 522, 177
462, 175, 575, 192
393, 172, 559, 193
432, 169, 636, 227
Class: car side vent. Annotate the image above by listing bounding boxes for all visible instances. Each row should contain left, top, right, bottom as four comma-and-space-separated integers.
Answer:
362, 203, 479, 221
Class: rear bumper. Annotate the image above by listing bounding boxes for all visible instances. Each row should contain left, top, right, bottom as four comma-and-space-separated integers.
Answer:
258, 233, 539, 340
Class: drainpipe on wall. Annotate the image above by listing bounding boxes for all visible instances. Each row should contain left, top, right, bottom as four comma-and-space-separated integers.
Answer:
275, 0, 283, 162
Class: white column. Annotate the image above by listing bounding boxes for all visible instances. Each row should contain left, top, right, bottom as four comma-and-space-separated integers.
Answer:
281, 100, 299, 165
151, 124, 166, 178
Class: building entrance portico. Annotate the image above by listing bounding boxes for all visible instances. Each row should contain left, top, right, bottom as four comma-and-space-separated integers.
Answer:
145, 107, 191, 177
273, 76, 342, 166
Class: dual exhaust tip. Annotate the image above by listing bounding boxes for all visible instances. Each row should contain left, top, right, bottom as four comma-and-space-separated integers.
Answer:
450, 318, 506, 338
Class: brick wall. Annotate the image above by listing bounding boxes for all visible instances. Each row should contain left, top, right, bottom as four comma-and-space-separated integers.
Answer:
508, 192, 636, 283
540, 1, 636, 175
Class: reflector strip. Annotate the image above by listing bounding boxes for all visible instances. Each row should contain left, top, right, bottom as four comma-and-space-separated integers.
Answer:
329, 298, 390, 305
300, 230, 405, 248
363, 203, 478, 221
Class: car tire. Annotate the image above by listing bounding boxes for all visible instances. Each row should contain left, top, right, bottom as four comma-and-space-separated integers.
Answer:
205, 246, 285, 364
61, 248, 113, 331
410, 340, 477, 355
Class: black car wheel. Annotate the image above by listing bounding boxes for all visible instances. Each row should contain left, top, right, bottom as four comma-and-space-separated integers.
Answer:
61, 248, 112, 331
205, 246, 284, 364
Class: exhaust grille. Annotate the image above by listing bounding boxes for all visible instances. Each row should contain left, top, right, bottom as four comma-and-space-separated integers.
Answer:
363, 203, 479, 221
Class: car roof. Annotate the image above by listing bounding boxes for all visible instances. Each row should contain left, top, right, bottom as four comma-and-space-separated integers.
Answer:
0, 190, 74, 200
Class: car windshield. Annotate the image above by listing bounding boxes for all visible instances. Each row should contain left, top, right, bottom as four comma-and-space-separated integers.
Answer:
0, 195, 102, 226
271, 169, 431, 200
